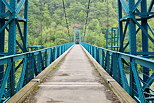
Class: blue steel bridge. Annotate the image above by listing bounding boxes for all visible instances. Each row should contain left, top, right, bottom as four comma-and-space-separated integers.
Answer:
0, 0, 154, 103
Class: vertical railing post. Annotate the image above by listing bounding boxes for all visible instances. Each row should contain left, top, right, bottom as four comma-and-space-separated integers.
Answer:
105, 51, 110, 73
50, 48, 54, 62
47, 49, 51, 66
99, 50, 103, 67
101, 50, 105, 68
32, 53, 37, 76
97, 48, 100, 63
44, 49, 48, 67
26, 54, 31, 82
54, 47, 56, 60
9, 58, 15, 96
92, 46, 94, 57
37, 52, 42, 73
111, 53, 120, 82
30, 53, 35, 79
59, 46, 61, 56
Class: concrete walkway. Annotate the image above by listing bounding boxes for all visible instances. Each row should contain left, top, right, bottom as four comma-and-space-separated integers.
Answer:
25, 45, 118, 103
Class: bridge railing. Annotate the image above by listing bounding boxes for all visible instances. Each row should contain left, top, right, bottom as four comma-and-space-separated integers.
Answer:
0, 42, 74, 102
81, 42, 154, 103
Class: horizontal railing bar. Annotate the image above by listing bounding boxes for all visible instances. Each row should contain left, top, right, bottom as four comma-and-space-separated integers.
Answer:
0, 43, 73, 64
81, 42, 154, 103
82, 43, 154, 68
0, 42, 74, 102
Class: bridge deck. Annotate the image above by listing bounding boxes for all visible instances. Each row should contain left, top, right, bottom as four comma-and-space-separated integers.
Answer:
24, 45, 119, 103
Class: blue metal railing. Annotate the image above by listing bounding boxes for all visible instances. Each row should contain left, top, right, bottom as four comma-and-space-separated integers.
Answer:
0, 42, 74, 102
81, 42, 154, 103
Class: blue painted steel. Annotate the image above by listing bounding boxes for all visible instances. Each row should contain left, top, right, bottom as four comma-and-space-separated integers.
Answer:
74, 30, 81, 44
0, 0, 29, 89
106, 27, 120, 51
0, 43, 74, 102
0, 0, 5, 84
0, 0, 29, 54
117, 0, 154, 100
118, 0, 154, 55
28, 45, 44, 51
81, 42, 154, 103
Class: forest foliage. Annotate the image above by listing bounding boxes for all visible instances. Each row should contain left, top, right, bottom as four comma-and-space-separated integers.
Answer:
28, 0, 154, 53
28, 0, 117, 48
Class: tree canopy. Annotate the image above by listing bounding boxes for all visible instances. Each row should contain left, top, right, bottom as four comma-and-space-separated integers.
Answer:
28, 0, 117, 48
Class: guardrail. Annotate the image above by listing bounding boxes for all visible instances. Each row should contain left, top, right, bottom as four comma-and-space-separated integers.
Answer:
0, 42, 74, 102
81, 42, 154, 103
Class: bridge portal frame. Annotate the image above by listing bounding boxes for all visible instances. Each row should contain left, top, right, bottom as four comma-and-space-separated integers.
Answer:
118, 0, 154, 102
74, 30, 81, 44
106, 27, 120, 51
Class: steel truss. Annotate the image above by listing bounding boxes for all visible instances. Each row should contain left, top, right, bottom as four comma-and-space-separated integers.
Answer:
0, 43, 73, 102
0, 0, 28, 99
82, 42, 154, 103
106, 27, 120, 51
118, 0, 154, 102
0, 0, 28, 55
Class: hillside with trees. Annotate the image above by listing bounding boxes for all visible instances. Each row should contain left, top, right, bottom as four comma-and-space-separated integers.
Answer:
28, 0, 154, 53
28, 0, 117, 48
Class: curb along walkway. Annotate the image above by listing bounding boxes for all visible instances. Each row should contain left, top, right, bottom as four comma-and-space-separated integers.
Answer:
24, 45, 119, 103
